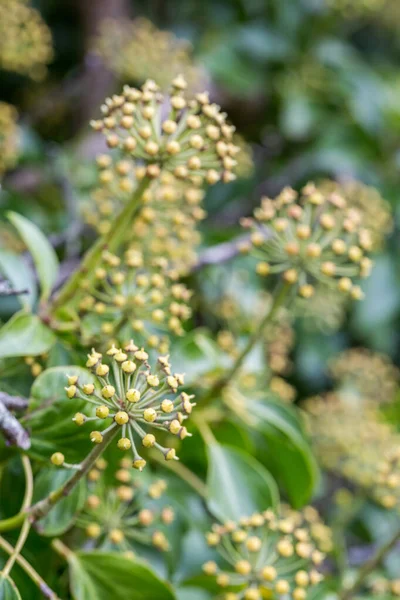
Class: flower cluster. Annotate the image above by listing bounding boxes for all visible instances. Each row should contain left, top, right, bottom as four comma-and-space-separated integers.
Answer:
368, 576, 400, 597
82, 166, 206, 275
320, 179, 393, 250
66, 342, 195, 471
90, 78, 239, 185
294, 286, 347, 333
75, 458, 174, 552
77, 248, 192, 350
93, 17, 203, 92
305, 393, 400, 509
327, 0, 400, 28
241, 183, 374, 299
0, 102, 19, 176
329, 348, 399, 405
203, 505, 332, 600
0, 0, 53, 80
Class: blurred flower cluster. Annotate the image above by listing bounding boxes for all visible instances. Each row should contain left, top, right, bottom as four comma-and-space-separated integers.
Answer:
0, 102, 19, 176
0, 0, 53, 80
203, 505, 332, 600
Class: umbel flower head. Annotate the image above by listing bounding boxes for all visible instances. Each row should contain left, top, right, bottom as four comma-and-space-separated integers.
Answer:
0, 0, 53, 80
241, 183, 374, 300
294, 285, 347, 333
75, 458, 173, 552
93, 17, 204, 93
90, 78, 239, 185
83, 166, 205, 275
203, 506, 332, 600
66, 341, 195, 471
329, 347, 399, 405
0, 102, 19, 176
320, 179, 393, 250
305, 393, 400, 510
77, 248, 192, 350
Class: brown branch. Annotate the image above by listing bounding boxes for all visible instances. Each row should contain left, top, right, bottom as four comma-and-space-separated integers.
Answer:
0, 402, 30, 450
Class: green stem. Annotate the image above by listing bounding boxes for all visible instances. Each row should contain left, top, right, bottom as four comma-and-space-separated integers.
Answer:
149, 450, 207, 498
2, 455, 33, 577
50, 538, 73, 561
50, 177, 150, 311
0, 536, 61, 599
200, 282, 291, 407
0, 426, 119, 533
339, 527, 400, 599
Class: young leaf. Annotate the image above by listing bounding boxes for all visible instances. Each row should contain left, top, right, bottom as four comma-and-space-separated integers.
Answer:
69, 552, 177, 600
32, 468, 86, 536
0, 574, 22, 600
206, 443, 279, 521
0, 250, 36, 310
7, 211, 59, 301
248, 400, 319, 507
0, 311, 56, 359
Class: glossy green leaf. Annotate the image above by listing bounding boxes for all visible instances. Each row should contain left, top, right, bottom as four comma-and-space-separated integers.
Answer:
7, 211, 59, 301
69, 552, 176, 600
248, 400, 319, 507
207, 444, 279, 521
32, 468, 86, 536
0, 311, 56, 359
0, 250, 36, 310
24, 366, 96, 463
0, 574, 22, 600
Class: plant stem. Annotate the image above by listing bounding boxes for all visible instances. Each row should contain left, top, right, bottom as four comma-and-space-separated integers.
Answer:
339, 527, 400, 599
2, 455, 33, 577
50, 538, 73, 561
0, 536, 61, 599
200, 282, 291, 407
50, 177, 150, 311
0, 426, 119, 533
149, 450, 207, 498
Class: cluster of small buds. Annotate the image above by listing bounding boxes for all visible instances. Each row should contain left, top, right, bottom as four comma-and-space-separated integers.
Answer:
23, 353, 47, 378
75, 458, 173, 552
0, 102, 19, 176
0, 0, 53, 80
320, 180, 393, 250
305, 393, 400, 509
90, 78, 239, 185
83, 166, 205, 275
241, 183, 374, 300
77, 248, 192, 350
264, 316, 295, 377
368, 576, 400, 597
232, 133, 254, 179
329, 348, 399, 406
327, 0, 398, 26
66, 341, 195, 471
294, 285, 347, 333
93, 17, 204, 93
203, 505, 331, 600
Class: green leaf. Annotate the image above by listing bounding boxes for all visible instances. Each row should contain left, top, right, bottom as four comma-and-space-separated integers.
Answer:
69, 552, 176, 600
207, 444, 279, 521
0, 311, 56, 359
0, 574, 22, 600
248, 400, 319, 507
7, 211, 59, 301
24, 366, 95, 463
0, 250, 36, 310
32, 468, 86, 536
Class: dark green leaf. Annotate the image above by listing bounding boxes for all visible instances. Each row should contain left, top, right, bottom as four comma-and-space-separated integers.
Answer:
24, 366, 95, 463
0, 311, 56, 359
207, 444, 279, 521
7, 212, 59, 301
33, 468, 86, 536
0, 250, 36, 310
69, 552, 176, 600
248, 401, 319, 507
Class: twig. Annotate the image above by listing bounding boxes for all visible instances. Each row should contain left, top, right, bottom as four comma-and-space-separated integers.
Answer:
0, 536, 61, 599
339, 527, 400, 599
0, 279, 29, 297
191, 236, 248, 272
2, 456, 33, 577
0, 392, 29, 411
0, 401, 30, 450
